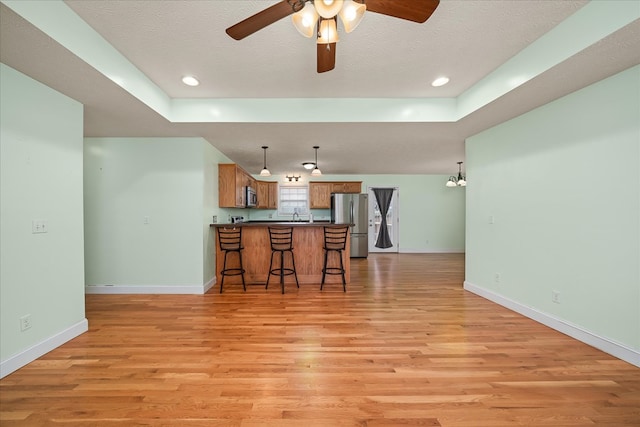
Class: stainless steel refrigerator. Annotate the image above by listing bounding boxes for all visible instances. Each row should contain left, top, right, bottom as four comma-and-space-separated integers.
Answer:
331, 193, 368, 258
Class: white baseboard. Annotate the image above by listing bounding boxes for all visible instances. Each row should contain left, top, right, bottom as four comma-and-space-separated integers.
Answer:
399, 249, 465, 254
203, 277, 215, 293
1, 319, 89, 379
464, 281, 640, 368
86, 277, 216, 295
367, 249, 465, 254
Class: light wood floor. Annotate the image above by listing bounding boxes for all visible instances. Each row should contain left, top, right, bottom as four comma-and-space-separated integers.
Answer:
1, 254, 639, 426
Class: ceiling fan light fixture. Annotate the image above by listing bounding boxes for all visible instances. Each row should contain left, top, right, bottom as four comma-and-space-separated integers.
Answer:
317, 18, 339, 44
227, 0, 441, 73
314, 0, 344, 19
292, 2, 318, 38
339, 0, 366, 33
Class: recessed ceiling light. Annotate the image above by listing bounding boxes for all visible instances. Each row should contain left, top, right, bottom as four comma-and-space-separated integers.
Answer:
431, 76, 450, 87
182, 75, 199, 86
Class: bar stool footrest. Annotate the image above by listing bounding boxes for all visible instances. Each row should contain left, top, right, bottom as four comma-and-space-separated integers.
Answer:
221, 268, 245, 276
269, 268, 296, 277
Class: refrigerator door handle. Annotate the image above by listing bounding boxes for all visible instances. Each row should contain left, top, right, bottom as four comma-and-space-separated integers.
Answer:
350, 200, 354, 225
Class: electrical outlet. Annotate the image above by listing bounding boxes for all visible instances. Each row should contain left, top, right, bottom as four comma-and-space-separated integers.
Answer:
552, 290, 561, 304
212, 215, 218, 223
494, 273, 501, 283
20, 314, 32, 331
32, 220, 48, 233
143, 216, 150, 225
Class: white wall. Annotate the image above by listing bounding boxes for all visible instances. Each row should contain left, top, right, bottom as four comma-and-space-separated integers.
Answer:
465, 65, 640, 365
0, 64, 87, 377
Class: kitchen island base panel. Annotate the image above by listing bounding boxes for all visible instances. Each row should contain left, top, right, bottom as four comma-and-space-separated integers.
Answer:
213, 224, 350, 287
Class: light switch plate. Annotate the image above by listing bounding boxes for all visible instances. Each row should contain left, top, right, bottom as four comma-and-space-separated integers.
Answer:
32, 220, 47, 233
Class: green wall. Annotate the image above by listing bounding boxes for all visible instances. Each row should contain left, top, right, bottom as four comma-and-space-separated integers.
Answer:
348, 175, 465, 253
83, 148, 465, 294
84, 137, 240, 293
1, 64, 87, 376
465, 65, 640, 356
2, 58, 637, 374
248, 174, 466, 253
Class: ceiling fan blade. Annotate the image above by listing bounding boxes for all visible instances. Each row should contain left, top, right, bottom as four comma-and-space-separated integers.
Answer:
357, 0, 439, 23
226, 1, 296, 40
317, 43, 336, 73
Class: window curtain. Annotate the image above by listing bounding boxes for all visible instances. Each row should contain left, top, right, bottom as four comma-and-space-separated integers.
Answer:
373, 188, 394, 249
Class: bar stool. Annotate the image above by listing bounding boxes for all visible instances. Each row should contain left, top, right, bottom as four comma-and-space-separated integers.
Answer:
321, 226, 349, 292
266, 226, 299, 294
217, 227, 246, 293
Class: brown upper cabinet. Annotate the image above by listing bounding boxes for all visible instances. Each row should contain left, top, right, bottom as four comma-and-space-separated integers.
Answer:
256, 181, 278, 209
332, 182, 362, 194
218, 164, 256, 208
309, 181, 362, 209
309, 182, 332, 209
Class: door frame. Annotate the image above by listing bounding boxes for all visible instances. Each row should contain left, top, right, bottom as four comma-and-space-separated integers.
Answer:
367, 186, 399, 253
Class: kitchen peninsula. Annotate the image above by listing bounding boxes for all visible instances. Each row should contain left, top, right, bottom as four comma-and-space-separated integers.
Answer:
211, 222, 351, 287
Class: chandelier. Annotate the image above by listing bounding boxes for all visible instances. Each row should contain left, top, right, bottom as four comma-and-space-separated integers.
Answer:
446, 162, 466, 187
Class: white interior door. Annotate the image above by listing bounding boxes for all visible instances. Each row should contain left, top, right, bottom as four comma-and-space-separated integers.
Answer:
368, 187, 399, 253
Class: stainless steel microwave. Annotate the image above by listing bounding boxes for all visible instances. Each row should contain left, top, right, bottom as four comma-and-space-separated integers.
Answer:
245, 186, 257, 208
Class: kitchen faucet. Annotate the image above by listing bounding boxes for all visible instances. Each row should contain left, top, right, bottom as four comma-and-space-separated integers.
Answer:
292, 210, 300, 222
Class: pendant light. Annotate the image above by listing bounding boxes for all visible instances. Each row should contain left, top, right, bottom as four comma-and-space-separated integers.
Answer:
446, 161, 466, 187
311, 146, 322, 176
260, 146, 271, 177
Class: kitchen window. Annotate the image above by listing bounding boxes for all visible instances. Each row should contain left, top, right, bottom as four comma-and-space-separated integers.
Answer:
278, 185, 309, 216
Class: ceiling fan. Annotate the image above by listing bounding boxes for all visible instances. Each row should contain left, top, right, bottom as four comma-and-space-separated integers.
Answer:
226, 0, 440, 73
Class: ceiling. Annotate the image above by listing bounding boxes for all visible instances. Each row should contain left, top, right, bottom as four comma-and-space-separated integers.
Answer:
1, 0, 639, 176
